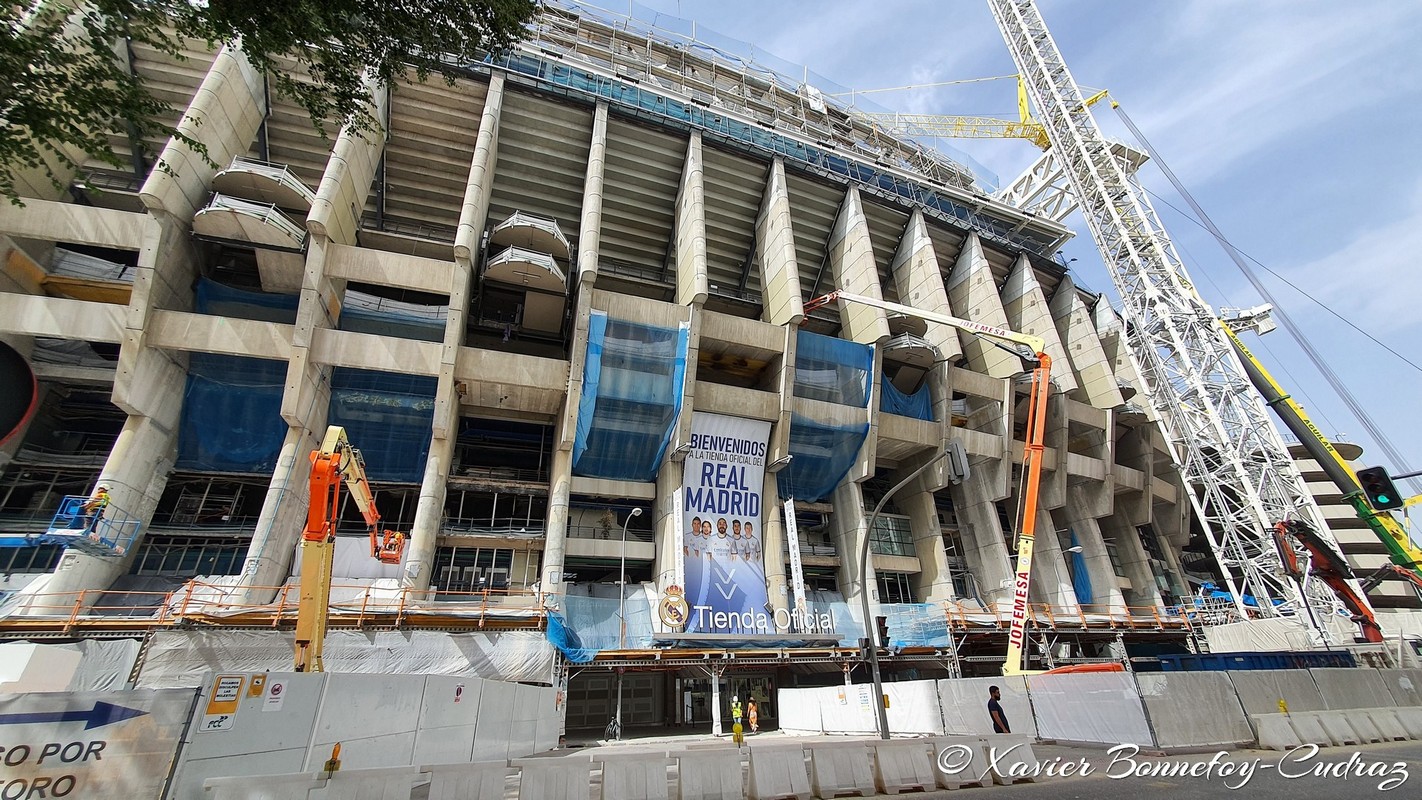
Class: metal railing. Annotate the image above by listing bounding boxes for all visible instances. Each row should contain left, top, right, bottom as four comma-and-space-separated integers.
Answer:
565, 524, 655, 543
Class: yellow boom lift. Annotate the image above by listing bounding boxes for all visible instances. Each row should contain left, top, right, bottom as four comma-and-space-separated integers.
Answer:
802, 290, 1050, 675
294, 426, 406, 672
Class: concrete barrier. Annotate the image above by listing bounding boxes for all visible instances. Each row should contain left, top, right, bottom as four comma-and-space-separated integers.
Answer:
1225, 670, 1327, 717
595, 753, 673, 800
677, 748, 744, 800
806, 741, 875, 798
1342, 711, 1386, 743
870, 740, 935, 795
1311, 711, 1360, 746
423, 761, 511, 800
928, 737, 991, 789
325, 765, 422, 799
1136, 672, 1254, 748
1394, 707, 1422, 739
1378, 669, 1422, 707
1251, 715, 1302, 751
1310, 668, 1394, 710
1282, 712, 1331, 747
937, 676, 1036, 739
203, 772, 325, 800
980, 734, 1039, 784
746, 744, 811, 800
514, 758, 591, 800
1364, 709, 1411, 742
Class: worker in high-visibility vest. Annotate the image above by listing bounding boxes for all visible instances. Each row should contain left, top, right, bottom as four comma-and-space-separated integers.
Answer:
80, 486, 110, 535
731, 695, 744, 745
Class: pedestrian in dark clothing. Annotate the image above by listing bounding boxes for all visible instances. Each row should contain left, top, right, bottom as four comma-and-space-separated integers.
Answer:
988, 685, 1010, 733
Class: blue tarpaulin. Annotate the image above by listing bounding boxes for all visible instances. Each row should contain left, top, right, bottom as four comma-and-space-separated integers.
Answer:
879, 375, 933, 420
572, 312, 688, 481
327, 368, 436, 483
777, 414, 870, 503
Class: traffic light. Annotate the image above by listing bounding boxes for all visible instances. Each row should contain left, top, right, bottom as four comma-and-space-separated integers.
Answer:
1357, 466, 1405, 511
874, 615, 890, 649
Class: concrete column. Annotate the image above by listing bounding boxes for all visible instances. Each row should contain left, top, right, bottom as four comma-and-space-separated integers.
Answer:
902, 489, 953, 603
403, 73, 509, 592
45, 213, 194, 597
946, 233, 1018, 379
308, 78, 388, 247
140, 45, 265, 223
950, 481, 1014, 608
454, 72, 506, 263
542, 440, 575, 607
756, 160, 804, 326
674, 132, 709, 306
1002, 255, 1077, 396
891, 210, 960, 488
1059, 511, 1126, 614
827, 187, 890, 345
1092, 302, 1158, 422
831, 480, 876, 627
576, 103, 610, 289
654, 460, 684, 591
761, 470, 790, 628
1021, 506, 1076, 613
1050, 277, 1124, 410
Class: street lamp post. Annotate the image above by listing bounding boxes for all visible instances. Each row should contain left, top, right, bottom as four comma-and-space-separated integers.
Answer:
860, 450, 950, 740
615, 506, 643, 740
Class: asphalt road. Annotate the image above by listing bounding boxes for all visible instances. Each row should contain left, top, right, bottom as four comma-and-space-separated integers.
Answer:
948, 740, 1422, 799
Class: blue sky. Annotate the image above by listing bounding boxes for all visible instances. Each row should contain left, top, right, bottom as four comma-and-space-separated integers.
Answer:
628, 0, 1422, 495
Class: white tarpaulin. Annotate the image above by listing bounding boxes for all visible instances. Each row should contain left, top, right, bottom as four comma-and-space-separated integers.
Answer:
0, 639, 141, 693
937, 676, 1036, 738
1136, 672, 1254, 748
1026, 672, 1153, 746
779, 681, 942, 736
136, 629, 554, 688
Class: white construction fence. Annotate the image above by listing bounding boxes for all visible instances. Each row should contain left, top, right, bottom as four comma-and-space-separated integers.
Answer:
777, 667, 1422, 751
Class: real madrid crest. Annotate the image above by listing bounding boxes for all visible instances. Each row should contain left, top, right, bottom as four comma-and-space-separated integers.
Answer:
659, 585, 689, 631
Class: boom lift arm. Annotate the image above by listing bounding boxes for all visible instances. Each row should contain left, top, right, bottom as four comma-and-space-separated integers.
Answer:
1273, 520, 1383, 643
1221, 317, 1422, 586
294, 426, 406, 673
803, 290, 1050, 675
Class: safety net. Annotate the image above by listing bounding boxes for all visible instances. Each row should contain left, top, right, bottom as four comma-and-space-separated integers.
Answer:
572, 311, 688, 482
177, 353, 288, 472
194, 277, 298, 322
777, 414, 869, 503
793, 330, 873, 407
879, 375, 933, 420
339, 289, 447, 343
327, 368, 436, 483
549, 589, 654, 663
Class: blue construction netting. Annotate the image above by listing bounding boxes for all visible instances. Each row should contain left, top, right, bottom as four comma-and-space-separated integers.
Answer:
549, 591, 654, 662
572, 312, 688, 482
1069, 529, 1094, 604
339, 291, 446, 343
794, 330, 873, 408
194, 278, 298, 322
882, 603, 953, 648
327, 368, 436, 483
177, 353, 288, 473
777, 414, 869, 503
879, 375, 933, 420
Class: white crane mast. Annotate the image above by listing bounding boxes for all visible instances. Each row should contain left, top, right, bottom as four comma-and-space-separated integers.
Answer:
985, 0, 1341, 625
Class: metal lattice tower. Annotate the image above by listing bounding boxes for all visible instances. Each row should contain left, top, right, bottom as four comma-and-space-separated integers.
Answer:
986, 0, 1345, 628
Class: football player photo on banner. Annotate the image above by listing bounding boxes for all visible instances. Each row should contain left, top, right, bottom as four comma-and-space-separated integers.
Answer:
682, 412, 772, 634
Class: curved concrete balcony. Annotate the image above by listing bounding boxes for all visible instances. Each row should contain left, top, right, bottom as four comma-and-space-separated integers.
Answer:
882, 332, 939, 394
484, 246, 568, 295
193, 193, 307, 292
488, 212, 571, 261
210, 157, 316, 213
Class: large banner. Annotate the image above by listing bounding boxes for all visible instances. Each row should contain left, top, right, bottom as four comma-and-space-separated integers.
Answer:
681, 413, 772, 634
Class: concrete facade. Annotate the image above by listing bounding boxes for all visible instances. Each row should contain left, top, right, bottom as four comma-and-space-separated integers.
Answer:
0, 5, 1218, 668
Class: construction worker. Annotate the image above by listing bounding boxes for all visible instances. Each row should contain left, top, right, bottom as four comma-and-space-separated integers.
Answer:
730, 695, 744, 746
80, 485, 110, 534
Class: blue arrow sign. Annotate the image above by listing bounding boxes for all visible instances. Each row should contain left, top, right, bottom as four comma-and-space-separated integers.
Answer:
0, 701, 148, 730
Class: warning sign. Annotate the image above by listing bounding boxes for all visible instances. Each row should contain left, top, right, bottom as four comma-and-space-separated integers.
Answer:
263, 680, 286, 712
202, 675, 244, 731
0, 689, 193, 799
